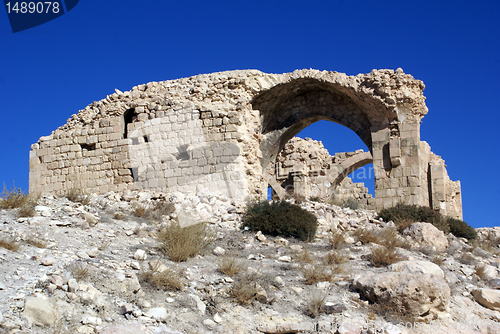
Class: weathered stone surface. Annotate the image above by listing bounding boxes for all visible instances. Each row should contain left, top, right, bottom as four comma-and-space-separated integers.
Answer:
389, 260, 445, 279
403, 222, 449, 252
23, 296, 56, 327
472, 288, 500, 311
352, 272, 450, 320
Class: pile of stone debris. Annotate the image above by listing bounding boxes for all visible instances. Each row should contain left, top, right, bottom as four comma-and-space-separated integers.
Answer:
0, 191, 499, 334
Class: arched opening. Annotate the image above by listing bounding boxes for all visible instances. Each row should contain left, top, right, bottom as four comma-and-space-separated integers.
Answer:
123, 108, 135, 139
252, 78, 377, 207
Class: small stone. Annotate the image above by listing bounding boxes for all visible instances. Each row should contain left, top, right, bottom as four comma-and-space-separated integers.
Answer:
203, 319, 217, 328
87, 247, 99, 258
290, 245, 302, 252
120, 303, 135, 315
317, 281, 330, 289
189, 294, 206, 315
254, 283, 267, 303
289, 287, 303, 294
68, 279, 78, 292
130, 262, 141, 270
166, 297, 174, 303
145, 307, 168, 322
213, 313, 222, 323
213, 246, 225, 256
41, 257, 54, 266
256, 231, 267, 242
274, 237, 289, 247
274, 276, 285, 288
83, 212, 98, 226
134, 249, 147, 260
82, 316, 102, 326
76, 251, 90, 259
278, 256, 291, 263
149, 260, 168, 273
51, 275, 64, 288
321, 302, 346, 314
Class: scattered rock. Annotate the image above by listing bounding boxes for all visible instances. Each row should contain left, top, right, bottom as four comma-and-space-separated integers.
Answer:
389, 260, 444, 279
213, 246, 225, 256
23, 296, 56, 327
472, 289, 500, 311
145, 307, 169, 322
404, 222, 448, 252
353, 272, 450, 320
134, 249, 147, 260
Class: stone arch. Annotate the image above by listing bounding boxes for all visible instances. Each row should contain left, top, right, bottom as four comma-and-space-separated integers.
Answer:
326, 151, 374, 188
252, 78, 380, 169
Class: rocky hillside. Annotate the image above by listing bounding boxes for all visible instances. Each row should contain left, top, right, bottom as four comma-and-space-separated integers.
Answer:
0, 191, 499, 334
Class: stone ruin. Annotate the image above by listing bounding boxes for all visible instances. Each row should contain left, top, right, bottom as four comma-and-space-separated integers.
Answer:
266, 137, 373, 207
29, 69, 463, 219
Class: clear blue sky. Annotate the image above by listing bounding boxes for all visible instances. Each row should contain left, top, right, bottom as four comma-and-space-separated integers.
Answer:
1, 1, 499, 228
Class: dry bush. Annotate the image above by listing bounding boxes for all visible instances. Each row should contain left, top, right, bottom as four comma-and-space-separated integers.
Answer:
300, 264, 336, 285
25, 234, 47, 248
0, 237, 20, 251
431, 255, 445, 266
369, 246, 404, 267
217, 254, 246, 277
65, 187, 90, 205
325, 250, 347, 265
69, 262, 90, 281
355, 227, 410, 250
139, 264, 184, 291
229, 271, 263, 305
17, 203, 37, 218
305, 290, 326, 318
329, 229, 345, 250
0, 183, 36, 209
133, 203, 147, 217
474, 265, 489, 280
156, 221, 216, 262
294, 246, 315, 265
458, 252, 476, 265
133, 201, 175, 222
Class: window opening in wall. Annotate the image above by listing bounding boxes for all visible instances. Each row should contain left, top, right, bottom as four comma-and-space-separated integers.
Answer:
144, 136, 149, 143
123, 108, 134, 139
267, 186, 272, 200
80, 143, 96, 151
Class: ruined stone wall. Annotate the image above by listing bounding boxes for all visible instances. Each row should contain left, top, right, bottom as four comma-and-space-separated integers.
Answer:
29, 69, 463, 218
266, 137, 373, 207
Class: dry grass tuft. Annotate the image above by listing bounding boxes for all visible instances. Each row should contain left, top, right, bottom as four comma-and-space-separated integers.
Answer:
0, 183, 36, 209
294, 246, 315, 265
329, 229, 345, 250
305, 290, 326, 318
458, 252, 476, 265
325, 250, 347, 265
65, 187, 90, 205
156, 221, 216, 262
25, 234, 47, 248
369, 246, 404, 267
431, 255, 445, 266
17, 203, 37, 218
69, 262, 90, 281
217, 254, 246, 277
229, 271, 263, 305
139, 263, 184, 291
355, 227, 410, 250
300, 264, 337, 285
0, 237, 20, 251
475, 265, 489, 280
133, 201, 175, 222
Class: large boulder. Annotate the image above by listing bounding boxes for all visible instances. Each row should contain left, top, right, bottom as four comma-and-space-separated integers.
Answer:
22, 297, 56, 327
403, 222, 448, 252
352, 272, 450, 320
389, 260, 444, 279
472, 288, 500, 311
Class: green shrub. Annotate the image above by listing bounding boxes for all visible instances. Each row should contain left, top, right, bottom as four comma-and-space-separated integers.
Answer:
242, 200, 318, 241
446, 217, 477, 241
378, 204, 476, 241
378, 204, 447, 232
